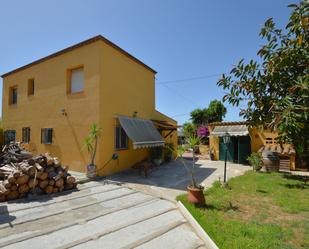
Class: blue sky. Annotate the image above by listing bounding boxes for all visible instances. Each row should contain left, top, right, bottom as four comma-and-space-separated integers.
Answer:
0, 0, 293, 124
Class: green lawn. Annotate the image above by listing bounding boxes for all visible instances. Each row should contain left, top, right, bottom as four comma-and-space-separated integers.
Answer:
177, 171, 309, 249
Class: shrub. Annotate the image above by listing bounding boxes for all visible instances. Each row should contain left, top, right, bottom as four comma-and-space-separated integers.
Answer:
247, 152, 263, 171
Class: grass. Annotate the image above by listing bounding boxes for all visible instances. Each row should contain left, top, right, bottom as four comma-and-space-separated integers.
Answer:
177, 171, 309, 249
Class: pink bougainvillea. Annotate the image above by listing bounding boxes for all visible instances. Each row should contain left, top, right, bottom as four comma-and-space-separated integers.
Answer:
197, 125, 209, 138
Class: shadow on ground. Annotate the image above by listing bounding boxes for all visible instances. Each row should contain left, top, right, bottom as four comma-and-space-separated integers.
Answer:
0, 205, 16, 226
108, 159, 217, 191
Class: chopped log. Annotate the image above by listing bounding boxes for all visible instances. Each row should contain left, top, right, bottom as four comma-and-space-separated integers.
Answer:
7, 174, 16, 184
0, 165, 17, 172
45, 185, 53, 194
3, 180, 11, 189
34, 163, 44, 172
53, 158, 61, 167
0, 142, 77, 202
16, 175, 29, 185
10, 183, 18, 191
38, 172, 48, 180
48, 171, 57, 179
19, 162, 36, 176
39, 180, 49, 189
27, 158, 35, 165
12, 170, 21, 178
28, 178, 38, 188
44, 153, 54, 166
55, 178, 64, 188
66, 176, 76, 184
7, 190, 19, 200
32, 155, 45, 164
53, 173, 62, 181
48, 179, 55, 186
0, 183, 9, 195
18, 184, 30, 194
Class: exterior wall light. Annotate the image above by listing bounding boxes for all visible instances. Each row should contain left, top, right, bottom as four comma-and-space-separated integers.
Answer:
60, 108, 67, 116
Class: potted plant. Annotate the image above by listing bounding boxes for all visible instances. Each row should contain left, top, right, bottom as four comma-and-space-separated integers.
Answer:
210, 147, 215, 160
150, 146, 163, 166
176, 136, 205, 206
83, 123, 102, 178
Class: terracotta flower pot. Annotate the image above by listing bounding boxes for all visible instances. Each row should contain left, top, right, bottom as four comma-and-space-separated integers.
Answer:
187, 185, 205, 206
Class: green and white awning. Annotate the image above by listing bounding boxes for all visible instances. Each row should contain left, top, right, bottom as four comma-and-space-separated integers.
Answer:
118, 116, 165, 149
211, 125, 249, 137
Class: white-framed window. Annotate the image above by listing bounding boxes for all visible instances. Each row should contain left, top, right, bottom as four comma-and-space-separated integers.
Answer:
70, 67, 84, 93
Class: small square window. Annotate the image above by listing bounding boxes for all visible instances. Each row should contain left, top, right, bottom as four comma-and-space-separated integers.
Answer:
28, 78, 35, 96
115, 126, 128, 150
9, 86, 18, 105
4, 130, 16, 144
69, 67, 84, 94
22, 127, 30, 143
41, 128, 53, 144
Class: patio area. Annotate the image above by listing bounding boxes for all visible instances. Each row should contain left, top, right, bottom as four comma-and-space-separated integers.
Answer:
108, 159, 251, 201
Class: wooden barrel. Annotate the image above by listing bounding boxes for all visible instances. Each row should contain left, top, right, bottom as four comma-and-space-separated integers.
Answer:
262, 151, 280, 172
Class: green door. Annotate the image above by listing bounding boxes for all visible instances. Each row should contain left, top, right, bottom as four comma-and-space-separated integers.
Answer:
219, 138, 234, 162
238, 136, 251, 164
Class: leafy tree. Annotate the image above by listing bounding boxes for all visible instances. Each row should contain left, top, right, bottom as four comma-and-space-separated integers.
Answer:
190, 108, 208, 125
207, 100, 227, 123
190, 100, 226, 125
217, 2, 309, 163
182, 122, 196, 138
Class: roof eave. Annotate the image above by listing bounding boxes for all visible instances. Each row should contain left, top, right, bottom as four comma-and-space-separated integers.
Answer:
1, 35, 157, 78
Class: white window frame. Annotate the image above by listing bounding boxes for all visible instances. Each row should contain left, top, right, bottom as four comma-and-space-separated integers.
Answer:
70, 67, 84, 94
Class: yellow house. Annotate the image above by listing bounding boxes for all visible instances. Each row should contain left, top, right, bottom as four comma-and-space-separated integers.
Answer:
209, 121, 297, 170
1, 35, 178, 176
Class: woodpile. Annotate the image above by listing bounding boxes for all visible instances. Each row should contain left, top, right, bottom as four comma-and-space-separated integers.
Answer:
0, 142, 77, 202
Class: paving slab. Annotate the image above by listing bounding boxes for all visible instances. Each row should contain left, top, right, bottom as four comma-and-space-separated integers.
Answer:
109, 159, 251, 201
0, 181, 209, 249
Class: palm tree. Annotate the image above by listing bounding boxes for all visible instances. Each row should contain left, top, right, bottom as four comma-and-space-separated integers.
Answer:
176, 135, 201, 188
84, 123, 102, 166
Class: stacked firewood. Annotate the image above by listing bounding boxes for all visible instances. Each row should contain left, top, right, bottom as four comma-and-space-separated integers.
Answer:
0, 142, 76, 202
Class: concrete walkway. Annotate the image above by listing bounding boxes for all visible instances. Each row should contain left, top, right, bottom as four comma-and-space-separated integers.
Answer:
109, 159, 251, 201
0, 181, 208, 249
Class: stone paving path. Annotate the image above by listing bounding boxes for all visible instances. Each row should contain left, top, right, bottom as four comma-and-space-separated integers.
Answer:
109, 159, 251, 201
0, 181, 208, 249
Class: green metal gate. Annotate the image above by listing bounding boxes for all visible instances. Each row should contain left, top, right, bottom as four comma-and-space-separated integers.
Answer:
238, 136, 251, 164
219, 137, 234, 162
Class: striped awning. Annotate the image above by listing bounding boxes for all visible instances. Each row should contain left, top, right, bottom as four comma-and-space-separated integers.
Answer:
211, 125, 249, 137
118, 116, 165, 149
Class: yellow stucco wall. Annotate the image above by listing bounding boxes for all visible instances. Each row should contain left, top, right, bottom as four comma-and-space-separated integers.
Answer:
2, 42, 101, 172
2, 40, 177, 175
